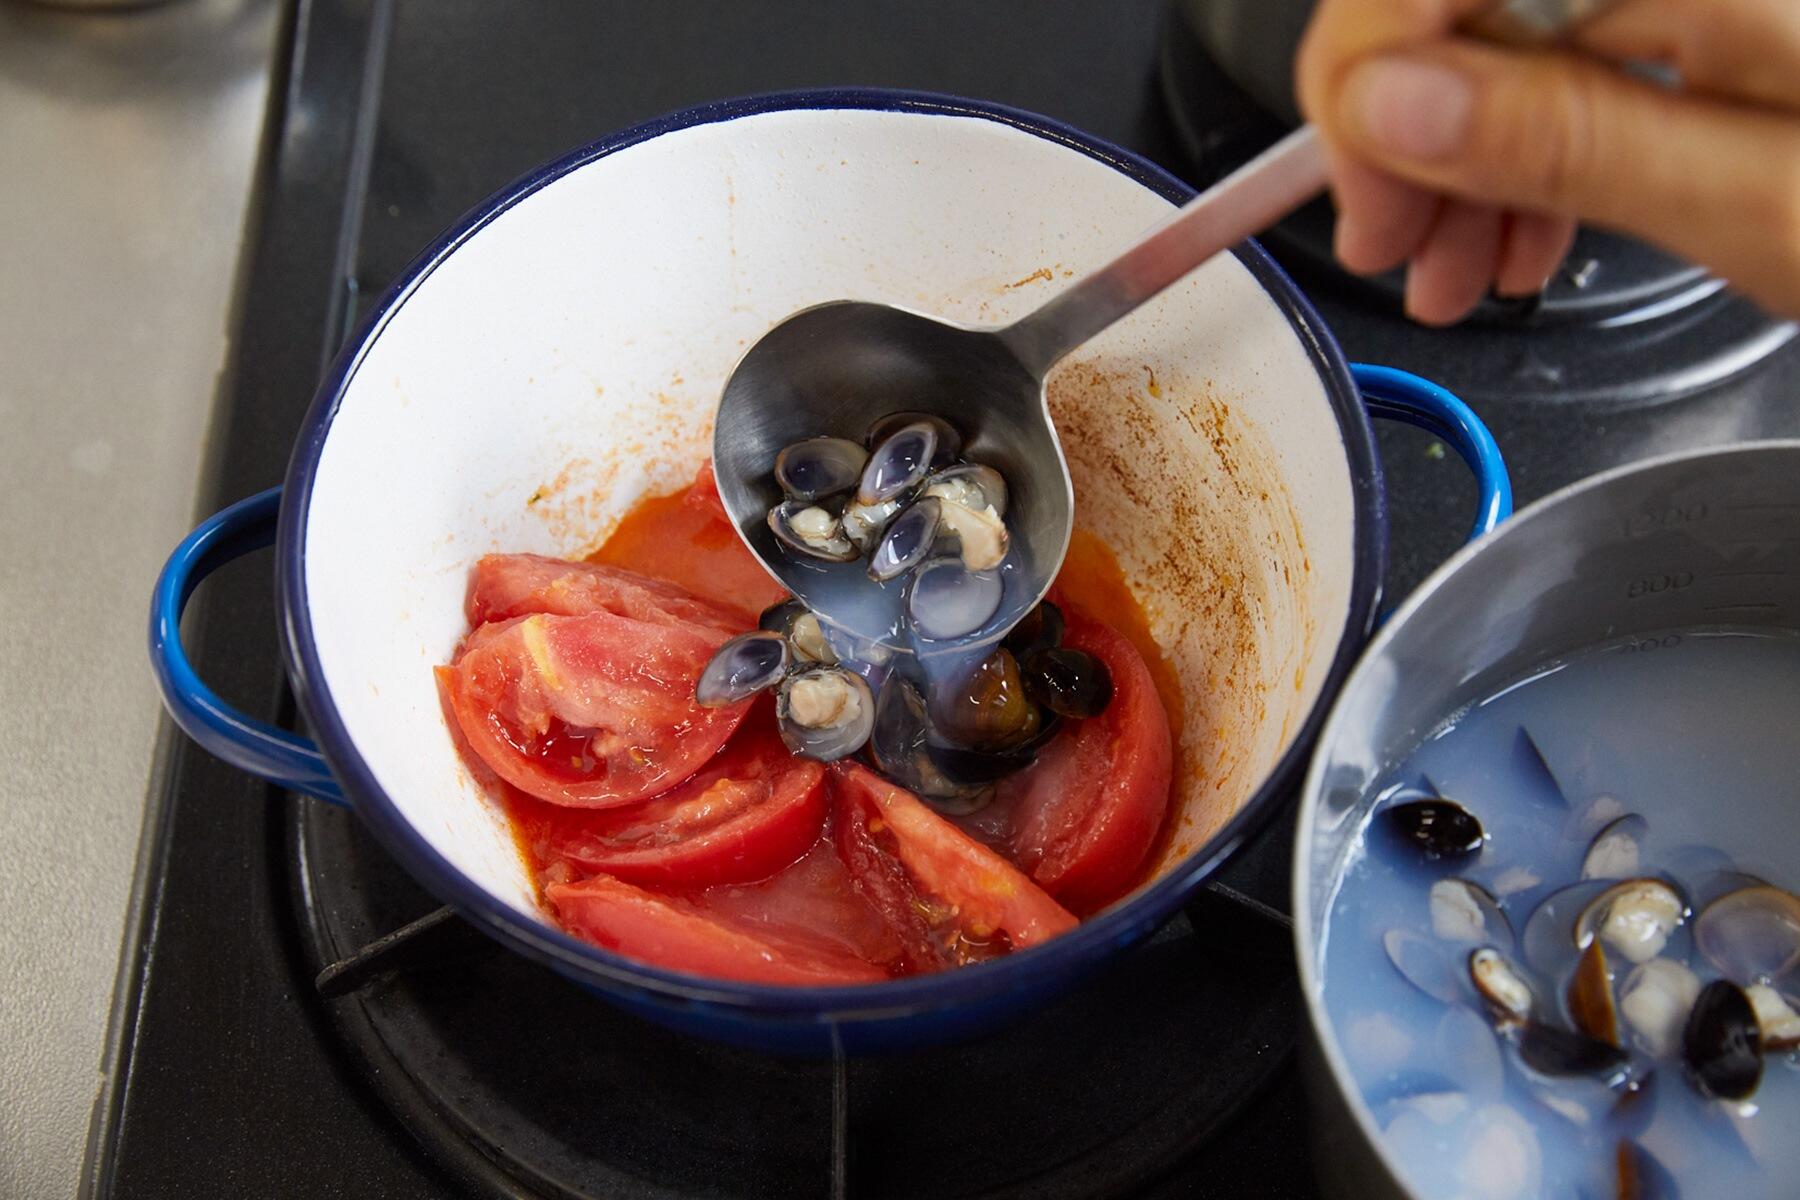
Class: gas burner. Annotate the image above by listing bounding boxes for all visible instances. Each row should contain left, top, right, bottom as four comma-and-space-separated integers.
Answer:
294, 803, 1299, 1200
1156, 10, 1796, 408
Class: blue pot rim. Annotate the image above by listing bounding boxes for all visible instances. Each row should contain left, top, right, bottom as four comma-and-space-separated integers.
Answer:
275, 87, 1386, 1021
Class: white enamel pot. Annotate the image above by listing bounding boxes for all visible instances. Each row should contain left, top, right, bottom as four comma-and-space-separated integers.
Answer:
150, 91, 1509, 1053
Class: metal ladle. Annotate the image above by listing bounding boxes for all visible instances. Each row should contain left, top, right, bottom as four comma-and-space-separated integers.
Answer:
713, 1, 1621, 646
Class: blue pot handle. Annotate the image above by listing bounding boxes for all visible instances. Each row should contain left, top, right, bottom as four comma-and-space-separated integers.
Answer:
1351, 363, 1512, 542
147, 486, 346, 805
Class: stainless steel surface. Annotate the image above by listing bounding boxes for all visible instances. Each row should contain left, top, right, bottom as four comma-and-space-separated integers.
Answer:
713, 128, 1327, 645
1291, 441, 1800, 1199
0, 1, 275, 1194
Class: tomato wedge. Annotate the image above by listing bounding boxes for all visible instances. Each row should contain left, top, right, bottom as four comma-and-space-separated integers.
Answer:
980, 611, 1173, 915
467, 553, 752, 632
546, 874, 887, 986
833, 763, 1076, 971
440, 609, 750, 807
530, 716, 826, 887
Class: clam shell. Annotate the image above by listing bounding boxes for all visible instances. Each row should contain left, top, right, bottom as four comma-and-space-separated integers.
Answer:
1567, 939, 1620, 1047
865, 411, 960, 466
1383, 929, 1463, 1005
905, 558, 1002, 641
774, 436, 868, 501
1382, 798, 1486, 861
1694, 885, 1800, 988
1682, 979, 1763, 1101
776, 666, 874, 761
868, 498, 942, 582
1514, 1021, 1629, 1081
859, 420, 939, 505
694, 631, 789, 707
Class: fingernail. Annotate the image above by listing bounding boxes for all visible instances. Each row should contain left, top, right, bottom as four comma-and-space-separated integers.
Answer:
1344, 57, 1474, 162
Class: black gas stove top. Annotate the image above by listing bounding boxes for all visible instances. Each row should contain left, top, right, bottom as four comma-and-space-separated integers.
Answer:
89, 2, 1800, 1197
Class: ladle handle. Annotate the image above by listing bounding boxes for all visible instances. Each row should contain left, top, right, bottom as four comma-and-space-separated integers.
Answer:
999, 126, 1327, 379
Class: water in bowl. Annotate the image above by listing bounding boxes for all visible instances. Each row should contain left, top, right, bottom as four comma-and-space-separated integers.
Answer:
1321, 629, 1800, 1199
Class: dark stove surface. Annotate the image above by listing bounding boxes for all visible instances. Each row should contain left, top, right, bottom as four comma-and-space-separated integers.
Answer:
93, 2, 1800, 1198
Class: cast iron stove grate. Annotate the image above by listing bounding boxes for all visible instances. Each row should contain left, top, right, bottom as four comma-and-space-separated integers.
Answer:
295, 799, 1299, 1200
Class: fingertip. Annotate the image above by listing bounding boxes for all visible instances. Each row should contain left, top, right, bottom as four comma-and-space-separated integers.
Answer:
1494, 211, 1579, 298
1328, 156, 1440, 276
1402, 200, 1505, 327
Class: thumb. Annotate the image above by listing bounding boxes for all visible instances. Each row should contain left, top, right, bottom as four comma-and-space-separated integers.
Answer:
1323, 42, 1800, 312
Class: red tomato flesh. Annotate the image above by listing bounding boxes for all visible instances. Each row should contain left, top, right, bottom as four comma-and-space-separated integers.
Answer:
965, 611, 1174, 915
834, 763, 1077, 967
526, 713, 827, 887
441, 606, 750, 807
467, 552, 753, 632
547, 874, 887, 986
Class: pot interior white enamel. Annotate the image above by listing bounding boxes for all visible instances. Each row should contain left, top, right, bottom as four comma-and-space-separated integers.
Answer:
292, 101, 1364, 983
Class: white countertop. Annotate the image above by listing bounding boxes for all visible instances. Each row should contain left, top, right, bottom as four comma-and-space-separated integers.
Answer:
0, 1, 275, 1193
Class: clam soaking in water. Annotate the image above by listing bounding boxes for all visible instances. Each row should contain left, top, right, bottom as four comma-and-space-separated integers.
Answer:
1321, 630, 1800, 1199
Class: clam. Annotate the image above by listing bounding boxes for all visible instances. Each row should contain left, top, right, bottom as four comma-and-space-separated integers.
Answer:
1694, 885, 1800, 987
1576, 878, 1688, 965
1515, 1020, 1630, 1080
934, 497, 1010, 571
758, 597, 806, 634
1613, 1139, 1680, 1200
905, 558, 1003, 641
1682, 979, 1763, 1100
1004, 600, 1064, 657
1021, 647, 1113, 720
1470, 947, 1535, 1026
1581, 813, 1648, 881
774, 436, 868, 501
1568, 939, 1620, 1047
788, 612, 836, 664
925, 648, 1040, 751
866, 411, 961, 467
768, 500, 857, 562
922, 462, 1008, 518
869, 672, 993, 811
1382, 798, 1486, 860
1619, 958, 1702, 1059
1521, 879, 1612, 979
1744, 983, 1800, 1052
758, 599, 837, 664
694, 631, 789, 707
840, 496, 903, 554
859, 420, 939, 505
1382, 928, 1463, 1005
1428, 879, 1512, 948
775, 666, 874, 761
868, 498, 942, 582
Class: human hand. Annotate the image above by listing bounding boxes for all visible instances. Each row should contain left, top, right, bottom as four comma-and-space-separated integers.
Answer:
1295, 0, 1800, 324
